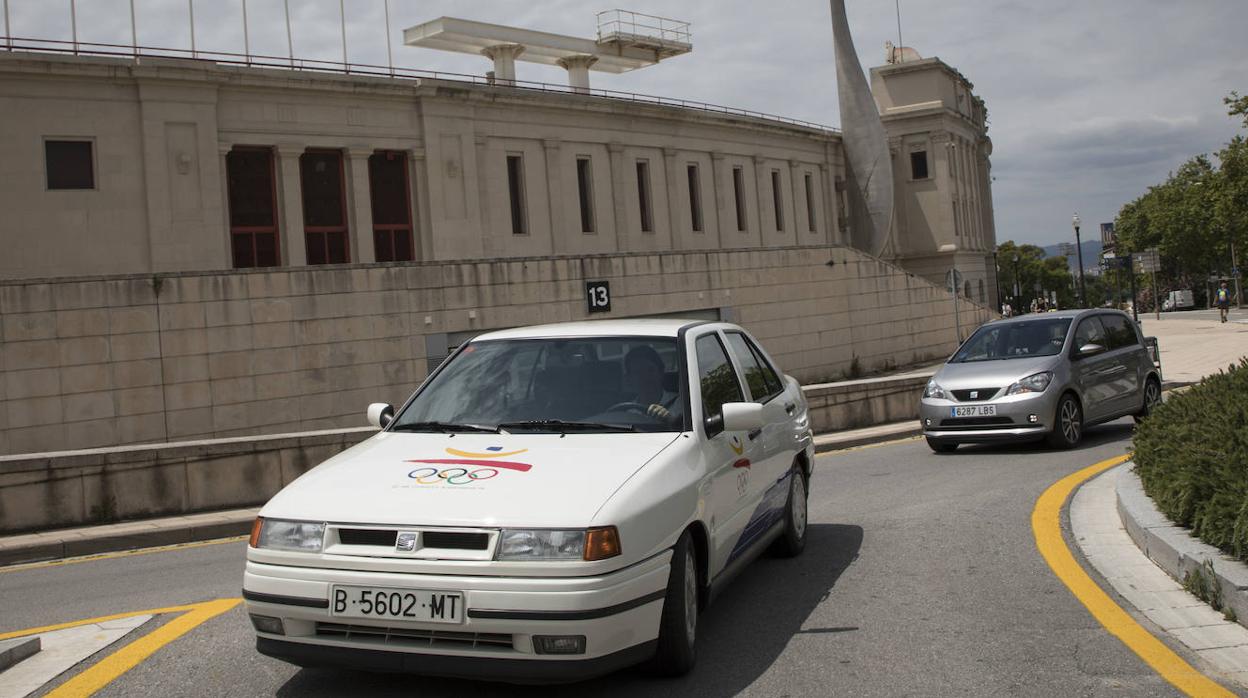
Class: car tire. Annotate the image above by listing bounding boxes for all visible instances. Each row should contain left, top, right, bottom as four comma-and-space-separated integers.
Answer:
926, 437, 958, 454
643, 529, 698, 677
769, 464, 809, 558
1133, 377, 1162, 424
1046, 393, 1083, 449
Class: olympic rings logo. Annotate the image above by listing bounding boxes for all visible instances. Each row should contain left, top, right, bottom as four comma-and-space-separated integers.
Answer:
407, 467, 499, 485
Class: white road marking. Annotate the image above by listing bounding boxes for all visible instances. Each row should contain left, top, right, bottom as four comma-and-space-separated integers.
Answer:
0, 614, 151, 698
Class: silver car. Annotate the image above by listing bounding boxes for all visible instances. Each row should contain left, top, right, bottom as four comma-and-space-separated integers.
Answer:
920, 309, 1162, 452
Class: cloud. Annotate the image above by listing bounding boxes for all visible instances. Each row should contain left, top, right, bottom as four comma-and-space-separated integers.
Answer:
5, 0, 1247, 248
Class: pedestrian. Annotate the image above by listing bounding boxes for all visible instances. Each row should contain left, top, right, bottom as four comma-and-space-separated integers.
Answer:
1215, 281, 1232, 323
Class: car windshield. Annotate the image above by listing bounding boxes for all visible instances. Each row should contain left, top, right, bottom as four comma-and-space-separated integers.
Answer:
951, 318, 1073, 362
390, 336, 686, 433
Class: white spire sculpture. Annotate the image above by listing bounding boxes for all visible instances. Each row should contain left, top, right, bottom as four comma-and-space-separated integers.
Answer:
829, 0, 894, 257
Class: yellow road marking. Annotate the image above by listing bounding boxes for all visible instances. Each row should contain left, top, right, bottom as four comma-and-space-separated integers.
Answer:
1032, 455, 1235, 697
0, 536, 247, 575
44, 598, 241, 698
0, 601, 220, 641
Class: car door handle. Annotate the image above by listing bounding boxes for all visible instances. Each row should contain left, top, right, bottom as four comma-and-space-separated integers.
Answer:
784, 402, 796, 415
747, 428, 762, 441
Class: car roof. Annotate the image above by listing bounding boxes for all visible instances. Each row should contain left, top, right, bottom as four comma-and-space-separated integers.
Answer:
472, 318, 712, 341
985, 308, 1125, 327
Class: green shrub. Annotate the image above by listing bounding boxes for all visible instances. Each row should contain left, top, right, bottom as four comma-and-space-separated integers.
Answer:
1134, 357, 1248, 562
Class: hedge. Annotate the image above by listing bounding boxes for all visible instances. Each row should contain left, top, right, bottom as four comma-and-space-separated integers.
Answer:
1134, 357, 1248, 563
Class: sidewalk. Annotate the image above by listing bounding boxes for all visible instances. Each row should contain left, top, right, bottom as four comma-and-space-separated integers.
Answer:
1135, 310, 1248, 385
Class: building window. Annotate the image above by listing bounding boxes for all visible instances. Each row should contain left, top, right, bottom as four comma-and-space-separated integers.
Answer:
771, 169, 784, 232
687, 164, 703, 233
804, 172, 817, 233
506, 154, 527, 235
300, 149, 350, 264
226, 147, 280, 268
732, 166, 746, 232
636, 160, 653, 233
910, 150, 928, 180
979, 279, 986, 302
45, 140, 95, 190
576, 157, 595, 233
368, 150, 413, 263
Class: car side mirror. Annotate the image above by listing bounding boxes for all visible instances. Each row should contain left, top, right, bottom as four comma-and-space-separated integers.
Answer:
1077, 343, 1106, 358
721, 402, 765, 432
367, 403, 394, 428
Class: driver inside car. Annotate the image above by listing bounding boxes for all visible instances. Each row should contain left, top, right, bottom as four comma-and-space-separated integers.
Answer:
623, 345, 679, 425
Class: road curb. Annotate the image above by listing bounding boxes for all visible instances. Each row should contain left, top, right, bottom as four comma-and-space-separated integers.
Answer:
0, 636, 41, 672
813, 423, 921, 453
0, 513, 255, 568
1116, 464, 1248, 630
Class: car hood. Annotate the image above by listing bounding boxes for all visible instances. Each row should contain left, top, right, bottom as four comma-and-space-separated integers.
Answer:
260, 431, 683, 528
935, 355, 1061, 390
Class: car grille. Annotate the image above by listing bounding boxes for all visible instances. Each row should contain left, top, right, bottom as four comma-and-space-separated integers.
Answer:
317, 623, 514, 651
338, 529, 396, 546
951, 388, 1000, 402
939, 417, 1015, 429
335, 528, 490, 551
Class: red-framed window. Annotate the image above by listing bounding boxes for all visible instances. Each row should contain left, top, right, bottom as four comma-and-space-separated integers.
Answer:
368, 150, 414, 262
226, 147, 280, 268
300, 149, 350, 265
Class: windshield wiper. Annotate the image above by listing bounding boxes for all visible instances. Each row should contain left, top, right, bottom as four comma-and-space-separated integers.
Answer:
389, 421, 500, 433
496, 420, 637, 433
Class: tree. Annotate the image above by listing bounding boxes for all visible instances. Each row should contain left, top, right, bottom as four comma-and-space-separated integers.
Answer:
1114, 91, 1247, 303
995, 240, 1077, 310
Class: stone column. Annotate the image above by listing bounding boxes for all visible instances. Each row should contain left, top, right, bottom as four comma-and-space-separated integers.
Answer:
218, 143, 234, 265
790, 159, 805, 236
408, 145, 430, 261
557, 54, 597, 94
753, 155, 768, 240
481, 43, 525, 85
663, 147, 682, 246
929, 131, 954, 250
607, 142, 628, 252
819, 163, 835, 245
274, 144, 307, 266
710, 151, 727, 241
543, 139, 564, 255
346, 147, 376, 264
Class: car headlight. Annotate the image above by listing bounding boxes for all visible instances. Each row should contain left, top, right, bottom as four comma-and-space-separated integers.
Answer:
250, 517, 325, 553
924, 379, 947, 399
1006, 371, 1054, 395
496, 527, 621, 561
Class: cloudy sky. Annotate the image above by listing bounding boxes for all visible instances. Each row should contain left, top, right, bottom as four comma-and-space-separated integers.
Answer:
8, 0, 1245, 247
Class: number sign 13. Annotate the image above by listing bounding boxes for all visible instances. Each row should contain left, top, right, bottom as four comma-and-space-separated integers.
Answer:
586, 281, 611, 313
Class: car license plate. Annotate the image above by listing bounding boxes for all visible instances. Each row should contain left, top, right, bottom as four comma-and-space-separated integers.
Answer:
951, 405, 996, 417
330, 585, 463, 624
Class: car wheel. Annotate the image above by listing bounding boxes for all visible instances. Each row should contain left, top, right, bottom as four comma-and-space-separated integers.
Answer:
926, 437, 958, 454
770, 465, 809, 558
643, 529, 698, 677
1134, 377, 1162, 424
1046, 394, 1083, 449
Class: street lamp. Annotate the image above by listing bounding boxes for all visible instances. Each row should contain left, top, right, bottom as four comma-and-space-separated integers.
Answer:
1073, 213, 1087, 308
1012, 253, 1021, 313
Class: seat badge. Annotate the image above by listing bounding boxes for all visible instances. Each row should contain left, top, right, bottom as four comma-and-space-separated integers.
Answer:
396, 532, 418, 552
970, 391, 979, 399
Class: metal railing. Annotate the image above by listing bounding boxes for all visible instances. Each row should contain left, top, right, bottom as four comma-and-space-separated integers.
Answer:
0, 36, 838, 134
596, 9, 692, 46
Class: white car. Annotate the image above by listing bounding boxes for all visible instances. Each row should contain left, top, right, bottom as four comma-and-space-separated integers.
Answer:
243, 319, 814, 682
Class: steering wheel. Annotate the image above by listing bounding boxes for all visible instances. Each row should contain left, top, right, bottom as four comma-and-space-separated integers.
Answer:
605, 401, 650, 414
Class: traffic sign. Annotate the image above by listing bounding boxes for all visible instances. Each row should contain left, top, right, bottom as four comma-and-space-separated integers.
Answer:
945, 268, 963, 293
1136, 248, 1160, 273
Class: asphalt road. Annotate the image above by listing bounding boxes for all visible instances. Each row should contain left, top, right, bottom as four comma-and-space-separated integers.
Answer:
1, 419, 1217, 696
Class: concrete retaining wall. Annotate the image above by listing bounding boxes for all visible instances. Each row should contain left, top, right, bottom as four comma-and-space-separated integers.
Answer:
0, 370, 930, 534
0, 245, 991, 456
0, 427, 374, 534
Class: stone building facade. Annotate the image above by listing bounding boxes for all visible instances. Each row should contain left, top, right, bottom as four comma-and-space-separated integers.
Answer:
0, 49, 998, 454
